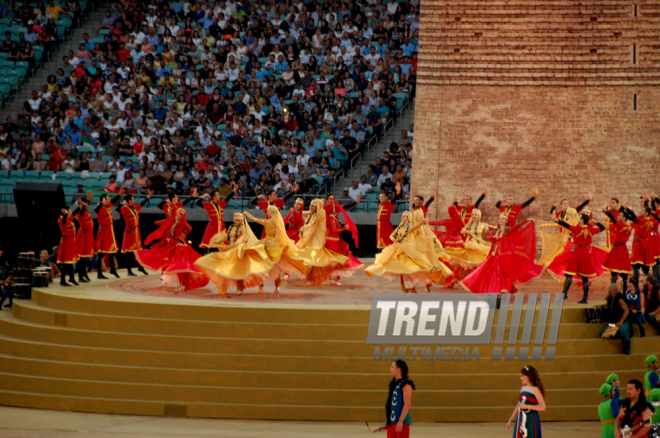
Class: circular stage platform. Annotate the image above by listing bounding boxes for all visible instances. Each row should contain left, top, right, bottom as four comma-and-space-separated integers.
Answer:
0, 266, 654, 423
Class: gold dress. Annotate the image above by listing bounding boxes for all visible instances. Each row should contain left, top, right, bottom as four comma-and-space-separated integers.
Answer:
444, 217, 493, 269
194, 214, 274, 293
244, 205, 311, 280
537, 207, 580, 266
365, 211, 452, 290
295, 199, 350, 285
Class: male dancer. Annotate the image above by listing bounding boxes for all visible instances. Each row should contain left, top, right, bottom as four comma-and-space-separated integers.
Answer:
458, 184, 488, 224
604, 197, 624, 249
118, 192, 152, 276
57, 207, 79, 287
376, 192, 395, 249
95, 192, 122, 279
412, 188, 437, 218
157, 189, 198, 218
645, 355, 659, 396
198, 182, 238, 250
603, 198, 635, 286
496, 187, 539, 226
650, 191, 660, 281
74, 198, 94, 283
555, 209, 606, 303
631, 205, 658, 283
428, 199, 465, 248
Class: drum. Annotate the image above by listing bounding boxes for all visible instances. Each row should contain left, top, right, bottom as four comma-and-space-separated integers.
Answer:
18, 252, 37, 269
13, 283, 31, 300
31, 270, 50, 287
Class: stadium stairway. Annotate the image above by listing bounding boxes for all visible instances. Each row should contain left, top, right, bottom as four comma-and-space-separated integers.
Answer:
0, 7, 107, 119
0, 287, 655, 422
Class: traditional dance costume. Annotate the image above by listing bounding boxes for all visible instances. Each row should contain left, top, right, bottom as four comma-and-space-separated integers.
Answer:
443, 211, 492, 270
457, 193, 486, 224
198, 192, 235, 249
136, 208, 209, 290
652, 198, 660, 280
631, 210, 659, 282
244, 205, 311, 289
428, 204, 465, 248
57, 211, 79, 286
376, 199, 395, 249
323, 197, 364, 280
557, 219, 606, 302
118, 198, 150, 276
74, 202, 94, 282
513, 390, 543, 438
461, 220, 538, 294
195, 213, 274, 294
412, 195, 435, 217
284, 198, 306, 243
605, 207, 623, 249
366, 211, 452, 292
602, 208, 635, 284
294, 199, 354, 285
253, 189, 298, 239
496, 196, 536, 227
94, 196, 120, 278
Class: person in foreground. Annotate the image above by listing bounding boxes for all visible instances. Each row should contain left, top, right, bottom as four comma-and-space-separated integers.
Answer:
386, 359, 415, 438
614, 379, 654, 438
507, 365, 546, 438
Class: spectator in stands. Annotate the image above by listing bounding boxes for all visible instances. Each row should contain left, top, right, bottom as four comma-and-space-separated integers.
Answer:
599, 283, 631, 355
377, 165, 394, 187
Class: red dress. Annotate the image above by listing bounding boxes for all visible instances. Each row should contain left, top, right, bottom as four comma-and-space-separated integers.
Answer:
649, 210, 660, 260
603, 221, 634, 274
57, 214, 79, 264
605, 208, 621, 248
200, 201, 228, 248
499, 204, 523, 227
428, 204, 464, 248
284, 209, 305, 243
562, 223, 604, 277
120, 205, 144, 252
76, 210, 95, 258
95, 204, 119, 254
136, 210, 209, 290
376, 201, 394, 249
632, 217, 656, 266
461, 220, 538, 293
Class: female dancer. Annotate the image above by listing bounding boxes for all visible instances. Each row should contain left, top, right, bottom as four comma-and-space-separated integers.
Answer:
195, 212, 274, 295
244, 205, 310, 293
444, 209, 492, 270
386, 360, 415, 438
284, 198, 305, 243
507, 365, 545, 438
295, 199, 351, 285
614, 380, 653, 438
136, 206, 209, 291
323, 196, 364, 284
461, 213, 538, 294
365, 211, 451, 293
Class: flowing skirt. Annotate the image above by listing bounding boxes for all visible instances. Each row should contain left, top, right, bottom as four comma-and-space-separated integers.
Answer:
444, 239, 491, 270
136, 239, 209, 290
194, 243, 273, 292
365, 242, 452, 288
546, 240, 610, 280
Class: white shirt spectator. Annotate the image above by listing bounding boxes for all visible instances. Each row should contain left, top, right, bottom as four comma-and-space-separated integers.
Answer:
377, 171, 394, 187
348, 183, 372, 200
296, 152, 310, 167
28, 97, 43, 111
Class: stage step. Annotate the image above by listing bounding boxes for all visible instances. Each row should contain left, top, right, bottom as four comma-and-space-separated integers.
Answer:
0, 288, 654, 422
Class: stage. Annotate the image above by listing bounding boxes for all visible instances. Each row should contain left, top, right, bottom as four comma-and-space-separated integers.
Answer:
0, 264, 654, 423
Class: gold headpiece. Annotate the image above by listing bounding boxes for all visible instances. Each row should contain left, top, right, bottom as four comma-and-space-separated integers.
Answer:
295, 198, 304, 206
233, 212, 243, 220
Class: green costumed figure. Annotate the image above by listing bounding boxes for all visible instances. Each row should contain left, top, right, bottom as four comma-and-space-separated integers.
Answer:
606, 373, 621, 403
645, 355, 659, 397
598, 383, 619, 438
651, 388, 660, 424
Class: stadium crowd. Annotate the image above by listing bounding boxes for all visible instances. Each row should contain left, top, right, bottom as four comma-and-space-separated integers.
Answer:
0, 0, 419, 205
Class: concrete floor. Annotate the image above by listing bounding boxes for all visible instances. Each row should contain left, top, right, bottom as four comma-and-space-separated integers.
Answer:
0, 406, 601, 438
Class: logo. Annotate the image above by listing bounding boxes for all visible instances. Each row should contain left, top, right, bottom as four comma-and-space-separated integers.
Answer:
367, 293, 564, 362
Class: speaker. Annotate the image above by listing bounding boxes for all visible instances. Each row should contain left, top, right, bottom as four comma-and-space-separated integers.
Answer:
13, 182, 66, 254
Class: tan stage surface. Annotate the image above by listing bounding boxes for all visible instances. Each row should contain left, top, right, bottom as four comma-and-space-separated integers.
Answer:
104, 258, 611, 307
0, 406, 600, 438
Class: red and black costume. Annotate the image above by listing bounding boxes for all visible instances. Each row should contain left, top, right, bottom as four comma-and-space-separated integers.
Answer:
284, 201, 306, 243
198, 191, 235, 249
496, 196, 536, 227
458, 193, 486, 225
74, 201, 94, 282
604, 206, 623, 249
557, 219, 606, 303
57, 211, 79, 286
117, 197, 150, 276
323, 197, 363, 278
651, 197, 660, 281
252, 189, 298, 238
428, 204, 465, 248
631, 208, 659, 283
94, 195, 121, 279
376, 199, 395, 249
412, 195, 435, 218
603, 208, 635, 285
157, 196, 196, 219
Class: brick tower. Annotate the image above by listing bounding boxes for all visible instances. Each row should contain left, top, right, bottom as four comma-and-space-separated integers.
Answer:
412, 0, 660, 228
